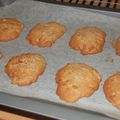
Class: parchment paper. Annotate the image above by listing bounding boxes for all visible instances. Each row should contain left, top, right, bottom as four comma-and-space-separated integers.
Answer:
0, 0, 120, 119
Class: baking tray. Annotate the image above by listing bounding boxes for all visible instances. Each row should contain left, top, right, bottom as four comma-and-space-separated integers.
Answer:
0, 92, 114, 120
0, 0, 120, 119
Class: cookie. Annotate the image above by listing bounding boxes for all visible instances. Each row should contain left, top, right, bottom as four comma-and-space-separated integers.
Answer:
27, 22, 66, 47
0, 18, 24, 41
114, 37, 120, 56
103, 72, 120, 109
55, 63, 101, 103
69, 26, 106, 55
5, 53, 46, 86
0, 52, 3, 59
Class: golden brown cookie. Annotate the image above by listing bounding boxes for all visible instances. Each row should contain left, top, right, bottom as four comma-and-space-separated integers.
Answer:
114, 37, 120, 56
69, 26, 106, 55
103, 72, 120, 109
55, 63, 101, 103
0, 52, 3, 59
5, 53, 46, 86
0, 18, 24, 41
27, 22, 66, 47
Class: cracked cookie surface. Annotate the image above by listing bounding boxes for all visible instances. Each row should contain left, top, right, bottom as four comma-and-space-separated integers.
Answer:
27, 22, 66, 47
5, 53, 46, 86
0, 18, 24, 41
56, 63, 101, 102
104, 72, 120, 109
69, 26, 106, 55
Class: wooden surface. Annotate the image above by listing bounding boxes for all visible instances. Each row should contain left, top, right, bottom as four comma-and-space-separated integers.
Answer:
0, 110, 34, 120
0, 105, 55, 120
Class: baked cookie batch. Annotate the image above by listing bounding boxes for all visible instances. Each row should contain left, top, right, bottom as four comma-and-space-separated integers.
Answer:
0, 18, 120, 109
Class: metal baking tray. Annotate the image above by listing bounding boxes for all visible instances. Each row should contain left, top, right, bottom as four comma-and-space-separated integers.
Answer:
0, 92, 114, 120
0, 0, 120, 120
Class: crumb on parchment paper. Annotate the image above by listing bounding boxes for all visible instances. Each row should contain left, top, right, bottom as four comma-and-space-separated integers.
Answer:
105, 54, 114, 63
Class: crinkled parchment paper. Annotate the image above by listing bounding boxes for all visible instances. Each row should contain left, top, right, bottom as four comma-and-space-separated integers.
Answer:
0, 0, 120, 119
